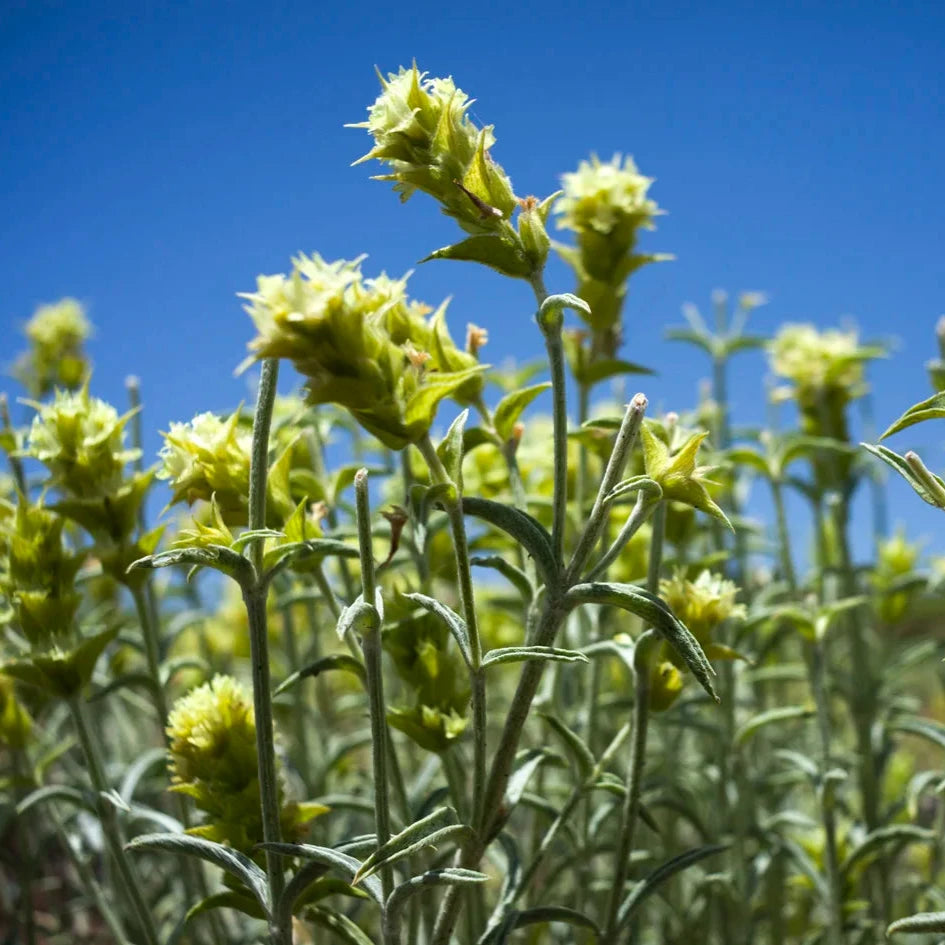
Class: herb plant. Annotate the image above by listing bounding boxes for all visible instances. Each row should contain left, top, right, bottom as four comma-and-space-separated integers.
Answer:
3, 63, 945, 945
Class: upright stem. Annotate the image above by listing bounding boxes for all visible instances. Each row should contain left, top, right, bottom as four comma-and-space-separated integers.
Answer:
69, 697, 161, 945
604, 502, 663, 941
417, 434, 487, 828
533, 277, 568, 569
130, 584, 168, 724
245, 358, 288, 945
603, 632, 655, 941
771, 480, 797, 592
805, 639, 844, 945
354, 469, 395, 915
1, 394, 28, 494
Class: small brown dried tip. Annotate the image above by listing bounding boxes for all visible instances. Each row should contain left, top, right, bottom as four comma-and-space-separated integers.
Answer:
466, 323, 489, 357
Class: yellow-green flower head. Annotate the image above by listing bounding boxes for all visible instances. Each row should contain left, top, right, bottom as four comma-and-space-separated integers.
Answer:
768, 324, 879, 409
660, 568, 746, 662
640, 421, 731, 530
556, 154, 661, 238
351, 64, 516, 234
168, 674, 259, 789
167, 675, 323, 851
25, 387, 139, 499
553, 155, 667, 355
158, 410, 251, 524
0, 499, 83, 648
241, 254, 485, 450
14, 298, 92, 397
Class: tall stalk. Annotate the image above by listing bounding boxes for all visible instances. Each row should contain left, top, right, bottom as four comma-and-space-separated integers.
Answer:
243, 357, 289, 945
69, 696, 161, 945
354, 469, 394, 907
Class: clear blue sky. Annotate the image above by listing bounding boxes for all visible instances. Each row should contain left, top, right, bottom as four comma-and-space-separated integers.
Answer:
2, 0, 944, 553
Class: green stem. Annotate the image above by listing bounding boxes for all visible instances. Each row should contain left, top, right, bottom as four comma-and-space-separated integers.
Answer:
805, 639, 844, 945
567, 393, 648, 582
354, 469, 395, 918
69, 697, 161, 945
417, 434, 486, 833
0, 394, 28, 495
532, 275, 568, 568
603, 630, 656, 941
130, 583, 168, 724
245, 357, 288, 945
771, 480, 797, 592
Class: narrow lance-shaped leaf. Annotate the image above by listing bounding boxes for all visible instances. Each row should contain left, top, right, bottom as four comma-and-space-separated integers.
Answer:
839, 825, 935, 878
861, 443, 945, 509
385, 868, 490, 922
256, 842, 383, 906
880, 391, 945, 439
471, 554, 534, 601
493, 383, 551, 441
403, 593, 472, 668
482, 646, 589, 669
462, 496, 559, 585
274, 654, 367, 697
617, 844, 728, 929
565, 582, 719, 703
888, 912, 945, 936
735, 705, 814, 747
437, 409, 468, 485
126, 833, 270, 915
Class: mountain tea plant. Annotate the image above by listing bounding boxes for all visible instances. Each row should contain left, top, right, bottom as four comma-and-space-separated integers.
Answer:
4, 63, 945, 945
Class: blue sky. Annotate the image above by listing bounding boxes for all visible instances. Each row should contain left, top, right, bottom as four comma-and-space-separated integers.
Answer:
2, 0, 944, 556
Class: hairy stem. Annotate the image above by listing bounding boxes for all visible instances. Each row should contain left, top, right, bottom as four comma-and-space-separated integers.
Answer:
244, 357, 288, 945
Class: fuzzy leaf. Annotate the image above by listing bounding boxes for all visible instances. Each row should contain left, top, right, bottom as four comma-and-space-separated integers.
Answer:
462, 496, 559, 585
539, 712, 595, 780
386, 868, 489, 921
186, 889, 266, 922
402, 592, 472, 668
861, 443, 945, 509
483, 646, 588, 669
258, 842, 383, 906
493, 383, 551, 441
617, 844, 728, 929
840, 825, 935, 878
888, 912, 945, 935
422, 236, 531, 279
126, 833, 270, 914
470, 555, 534, 601
735, 706, 814, 746
16, 784, 94, 817
881, 391, 945, 439
275, 655, 367, 696
565, 582, 719, 703
437, 410, 468, 485
304, 906, 376, 945
577, 358, 655, 387
354, 814, 470, 885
